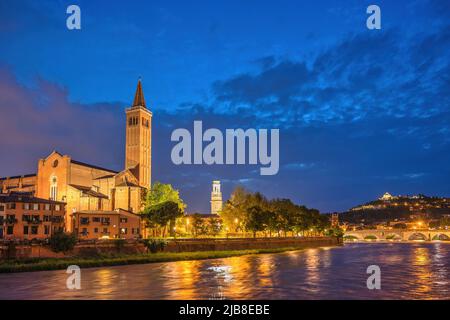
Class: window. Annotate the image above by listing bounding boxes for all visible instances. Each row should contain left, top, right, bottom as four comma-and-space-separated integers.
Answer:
93, 217, 100, 222
0, 205, 4, 212
103, 228, 108, 233
7, 203, 16, 210
23, 203, 30, 210
120, 218, 128, 223
120, 228, 127, 235
128, 117, 133, 126
44, 225, 50, 235
7, 226, 13, 235
82, 228, 87, 235
94, 228, 98, 233
22, 215, 30, 222
50, 176, 58, 201
23, 226, 29, 235
55, 205, 61, 211
44, 204, 50, 211
80, 217, 90, 225
43, 215, 50, 222
33, 203, 39, 210
31, 226, 38, 235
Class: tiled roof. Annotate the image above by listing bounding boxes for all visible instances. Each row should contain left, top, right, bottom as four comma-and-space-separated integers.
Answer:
0, 174, 36, 181
69, 184, 109, 199
0, 192, 65, 204
132, 79, 146, 108
70, 160, 118, 174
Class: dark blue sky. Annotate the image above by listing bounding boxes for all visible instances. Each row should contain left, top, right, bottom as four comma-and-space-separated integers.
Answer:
1, 0, 449, 213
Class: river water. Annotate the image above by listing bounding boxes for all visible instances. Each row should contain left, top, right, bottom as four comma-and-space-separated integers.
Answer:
0, 243, 448, 300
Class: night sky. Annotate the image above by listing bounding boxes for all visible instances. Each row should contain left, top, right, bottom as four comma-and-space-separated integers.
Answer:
1, 0, 449, 213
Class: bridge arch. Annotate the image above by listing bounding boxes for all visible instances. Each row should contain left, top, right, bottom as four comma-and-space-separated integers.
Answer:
344, 234, 361, 241
385, 233, 402, 240
432, 234, 450, 241
408, 233, 427, 241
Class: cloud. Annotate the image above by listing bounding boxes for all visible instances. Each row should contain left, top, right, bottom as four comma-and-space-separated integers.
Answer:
0, 65, 125, 175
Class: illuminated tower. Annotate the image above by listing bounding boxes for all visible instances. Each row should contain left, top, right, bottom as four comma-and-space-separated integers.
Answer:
125, 79, 152, 189
210, 180, 223, 215
331, 213, 339, 228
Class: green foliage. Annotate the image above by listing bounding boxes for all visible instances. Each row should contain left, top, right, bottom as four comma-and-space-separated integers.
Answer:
364, 235, 377, 240
244, 206, 268, 237
344, 235, 358, 240
325, 227, 344, 238
208, 218, 223, 237
142, 201, 184, 237
191, 214, 209, 237
142, 238, 168, 253
49, 231, 77, 253
143, 182, 186, 212
188, 214, 223, 237
221, 186, 329, 237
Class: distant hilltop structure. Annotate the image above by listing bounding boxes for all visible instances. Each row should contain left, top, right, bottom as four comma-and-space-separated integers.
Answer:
350, 192, 450, 212
210, 180, 223, 215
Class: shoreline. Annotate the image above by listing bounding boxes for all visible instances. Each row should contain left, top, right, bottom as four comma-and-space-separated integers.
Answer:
0, 246, 332, 274
344, 240, 450, 243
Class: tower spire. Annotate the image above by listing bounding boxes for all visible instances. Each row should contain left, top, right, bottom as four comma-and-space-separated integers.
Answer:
132, 79, 146, 108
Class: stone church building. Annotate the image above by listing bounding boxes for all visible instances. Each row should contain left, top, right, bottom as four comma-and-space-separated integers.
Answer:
0, 80, 152, 233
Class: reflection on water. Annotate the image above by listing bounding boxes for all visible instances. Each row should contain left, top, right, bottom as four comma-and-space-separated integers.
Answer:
0, 243, 448, 300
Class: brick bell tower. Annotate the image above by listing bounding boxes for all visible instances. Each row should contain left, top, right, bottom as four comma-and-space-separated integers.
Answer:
125, 79, 152, 189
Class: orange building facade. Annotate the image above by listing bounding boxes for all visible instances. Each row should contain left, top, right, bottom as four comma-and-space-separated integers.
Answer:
73, 209, 141, 240
0, 80, 151, 239
0, 193, 65, 240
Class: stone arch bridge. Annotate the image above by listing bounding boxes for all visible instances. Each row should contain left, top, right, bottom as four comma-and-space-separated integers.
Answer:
344, 229, 450, 241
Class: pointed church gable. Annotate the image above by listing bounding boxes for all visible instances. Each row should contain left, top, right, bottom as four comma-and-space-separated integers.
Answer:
114, 169, 140, 187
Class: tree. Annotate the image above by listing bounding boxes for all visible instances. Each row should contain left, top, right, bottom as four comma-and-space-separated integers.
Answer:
142, 201, 184, 237
244, 206, 267, 238
269, 199, 298, 236
49, 231, 77, 253
221, 187, 269, 234
220, 186, 251, 233
191, 214, 209, 237
143, 182, 186, 212
208, 217, 223, 237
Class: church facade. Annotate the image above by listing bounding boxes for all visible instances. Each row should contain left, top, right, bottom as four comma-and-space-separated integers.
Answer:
0, 80, 152, 235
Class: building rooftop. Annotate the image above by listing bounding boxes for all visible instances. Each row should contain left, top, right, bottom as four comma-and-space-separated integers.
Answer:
0, 192, 65, 204
69, 184, 109, 199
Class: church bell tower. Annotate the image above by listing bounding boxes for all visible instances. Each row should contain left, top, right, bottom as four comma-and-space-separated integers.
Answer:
125, 79, 152, 189
210, 180, 223, 214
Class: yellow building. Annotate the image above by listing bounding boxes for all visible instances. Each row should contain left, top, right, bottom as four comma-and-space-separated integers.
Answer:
0, 80, 151, 235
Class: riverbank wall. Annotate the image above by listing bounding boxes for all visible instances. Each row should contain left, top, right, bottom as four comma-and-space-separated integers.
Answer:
0, 237, 341, 260
164, 236, 340, 252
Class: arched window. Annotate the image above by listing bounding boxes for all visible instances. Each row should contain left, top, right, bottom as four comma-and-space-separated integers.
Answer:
50, 176, 58, 201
